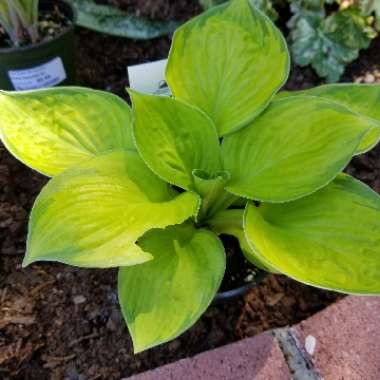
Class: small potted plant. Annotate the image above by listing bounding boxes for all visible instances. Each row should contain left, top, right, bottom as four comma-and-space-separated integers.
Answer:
1, 0, 380, 355
0, 0, 76, 91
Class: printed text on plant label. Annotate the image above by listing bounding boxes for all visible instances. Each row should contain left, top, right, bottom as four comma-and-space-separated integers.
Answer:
8, 57, 67, 91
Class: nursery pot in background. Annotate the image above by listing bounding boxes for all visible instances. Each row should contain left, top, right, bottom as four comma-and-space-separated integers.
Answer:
0, 0, 76, 91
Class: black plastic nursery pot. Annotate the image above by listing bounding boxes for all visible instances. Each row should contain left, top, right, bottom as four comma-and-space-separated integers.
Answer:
214, 270, 267, 303
213, 235, 268, 302
0, 0, 76, 91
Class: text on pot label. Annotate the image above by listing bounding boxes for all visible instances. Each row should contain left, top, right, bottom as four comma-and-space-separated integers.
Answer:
8, 57, 67, 91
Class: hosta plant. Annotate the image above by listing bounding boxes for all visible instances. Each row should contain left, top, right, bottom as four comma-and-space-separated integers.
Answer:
0, 0, 39, 46
1, 0, 380, 353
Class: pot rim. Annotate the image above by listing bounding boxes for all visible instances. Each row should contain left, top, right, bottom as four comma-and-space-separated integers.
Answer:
0, 0, 76, 54
214, 270, 268, 302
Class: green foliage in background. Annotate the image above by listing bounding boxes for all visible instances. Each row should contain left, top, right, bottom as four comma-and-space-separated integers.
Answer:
64, 0, 380, 80
200, 0, 380, 81
288, 0, 378, 82
0, 0, 39, 46
1, 0, 380, 353
361, 0, 380, 27
67, 0, 179, 40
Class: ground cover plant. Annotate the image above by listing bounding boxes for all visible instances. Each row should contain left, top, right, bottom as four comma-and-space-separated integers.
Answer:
1, 0, 380, 355
287, 0, 379, 82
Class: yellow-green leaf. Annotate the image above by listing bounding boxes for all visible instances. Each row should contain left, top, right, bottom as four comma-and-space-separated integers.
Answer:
277, 84, 380, 154
129, 91, 221, 190
24, 151, 200, 268
244, 174, 380, 294
118, 224, 225, 353
223, 96, 378, 202
0, 87, 134, 176
166, 0, 289, 136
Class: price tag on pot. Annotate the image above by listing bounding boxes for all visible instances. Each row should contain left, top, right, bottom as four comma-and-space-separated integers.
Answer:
128, 59, 169, 95
8, 57, 67, 91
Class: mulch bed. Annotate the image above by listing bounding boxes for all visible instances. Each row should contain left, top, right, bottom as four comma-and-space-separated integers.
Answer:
1, 1, 380, 379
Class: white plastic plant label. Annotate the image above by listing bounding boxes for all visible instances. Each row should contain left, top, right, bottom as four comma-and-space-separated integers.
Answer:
8, 57, 67, 91
128, 59, 169, 95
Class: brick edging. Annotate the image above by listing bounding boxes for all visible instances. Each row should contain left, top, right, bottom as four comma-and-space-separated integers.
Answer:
123, 296, 380, 380
290, 296, 380, 380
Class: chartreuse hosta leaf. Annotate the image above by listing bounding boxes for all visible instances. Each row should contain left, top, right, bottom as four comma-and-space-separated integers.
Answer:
277, 84, 380, 154
118, 224, 225, 353
244, 174, 380, 294
166, 0, 289, 136
223, 96, 379, 202
129, 91, 221, 190
0, 87, 134, 177
24, 151, 200, 268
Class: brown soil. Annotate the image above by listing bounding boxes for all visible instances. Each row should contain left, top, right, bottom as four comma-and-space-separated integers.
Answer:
37, 4, 72, 43
1, 1, 380, 379
96, 0, 202, 21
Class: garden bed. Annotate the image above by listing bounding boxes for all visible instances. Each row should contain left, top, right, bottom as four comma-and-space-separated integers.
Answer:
1, 1, 380, 379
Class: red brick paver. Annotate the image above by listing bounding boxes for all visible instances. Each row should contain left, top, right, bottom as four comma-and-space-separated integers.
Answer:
124, 296, 380, 379
126, 333, 291, 380
293, 296, 380, 380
